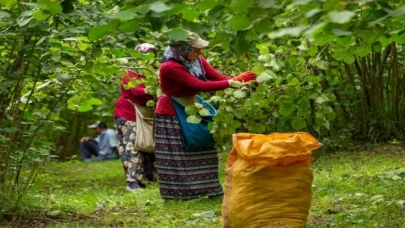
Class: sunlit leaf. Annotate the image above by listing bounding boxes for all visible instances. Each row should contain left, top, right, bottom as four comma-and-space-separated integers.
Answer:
328, 10, 356, 24
257, 71, 274, 83
293, 0, 311, 5
77, 43, 89, 51
308, 45, 318, 56
268, 26, 305, 38
258, 0, 275, 8
315, 95, 329, 104
305, 9, 321, 18
187, 115, 202, 124
36, 37, 46, 46
78, 103, 93, 112
305, 22, 328, 39
332, 29, 352, 36
256, 43, 269, 55
252, 64, 265, 75
194, 103, 204, 109
0, 11, 11, 18
146, 100, 155, 107
87, 98, 103, 105
199, 108, 211, 116
209, 96, 222, 103
48, 210, 61, 216
369, 195, 384, 202
233, 90, 247, 99
389, 5, 405, 17
149, 2, 173, 13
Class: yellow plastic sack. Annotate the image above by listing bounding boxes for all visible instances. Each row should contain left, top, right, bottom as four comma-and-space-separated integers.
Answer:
222, 132, 321, 228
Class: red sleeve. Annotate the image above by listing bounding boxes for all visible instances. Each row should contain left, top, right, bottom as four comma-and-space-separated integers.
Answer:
160, 61, 230, 92
200, 57, 232, 81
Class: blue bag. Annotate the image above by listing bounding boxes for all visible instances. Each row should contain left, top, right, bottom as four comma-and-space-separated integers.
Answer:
172, 96, 217, 149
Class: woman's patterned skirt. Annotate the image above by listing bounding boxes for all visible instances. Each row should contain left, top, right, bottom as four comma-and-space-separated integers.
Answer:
154, 114, 223, 200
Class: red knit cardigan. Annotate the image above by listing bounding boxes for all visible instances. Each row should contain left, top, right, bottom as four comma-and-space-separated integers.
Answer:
155, 57, 231, 115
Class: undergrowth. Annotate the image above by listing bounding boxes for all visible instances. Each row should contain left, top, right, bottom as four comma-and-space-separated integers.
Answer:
1, 144, 405, 227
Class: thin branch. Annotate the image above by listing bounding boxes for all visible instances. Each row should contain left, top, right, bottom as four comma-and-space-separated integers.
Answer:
15, 57, 92, 184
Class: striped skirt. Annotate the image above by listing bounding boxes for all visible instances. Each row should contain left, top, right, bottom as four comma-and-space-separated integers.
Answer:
154, 114, 223, 199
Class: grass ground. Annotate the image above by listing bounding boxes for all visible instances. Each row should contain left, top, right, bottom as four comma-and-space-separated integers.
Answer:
2, 144, 405, 227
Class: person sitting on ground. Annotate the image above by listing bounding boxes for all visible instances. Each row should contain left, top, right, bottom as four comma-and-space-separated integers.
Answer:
80, 121, 119, 162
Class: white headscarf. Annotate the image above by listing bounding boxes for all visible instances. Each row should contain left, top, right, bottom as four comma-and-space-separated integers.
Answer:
135, 43, 156, 53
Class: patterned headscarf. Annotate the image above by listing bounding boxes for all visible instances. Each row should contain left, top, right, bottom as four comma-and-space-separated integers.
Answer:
162, 44, 205, 80
135, 43, 157, 54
